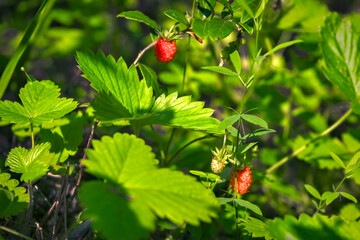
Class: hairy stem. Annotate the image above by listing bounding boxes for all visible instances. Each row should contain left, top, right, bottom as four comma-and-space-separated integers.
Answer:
133, 41, 156, 66
266, 108, 353, 174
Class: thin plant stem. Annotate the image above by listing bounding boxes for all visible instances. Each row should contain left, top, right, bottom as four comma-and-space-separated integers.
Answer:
181, 36, 191, 93
76, 120, 98, 187
24, 180, 34, 236
0, 225, 34, 240
164, 128, 175, 163
133, 41, 156, 66
166, 135, 214, 165
52, 176, 66, 240
334, 176, 346, 192
64, 162, 70, 239
150, 125, 166, 164
30, 123, 34, 148
68, 120, 98, 208
266, 108, 353, 174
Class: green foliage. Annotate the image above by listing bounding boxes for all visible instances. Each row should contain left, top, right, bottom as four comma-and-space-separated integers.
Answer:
79, 133, 219, 240
207, 18, 236, 40
0, 173, 29, 218
39, 111, 87, 163
0, 80, 77, 125
5, 143, 53, 182
164, 10, 189, 26
321, 13, 360, 113
267, 213, 360, 240
76, 50, 220, 132
240, 216, 271, 239
117, 11, 160, 31
218, 197, 262, 216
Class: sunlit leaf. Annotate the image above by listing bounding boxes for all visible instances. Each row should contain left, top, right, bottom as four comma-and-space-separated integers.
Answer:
5, 143, 52, 181
79, 133, 219, 240
0, 80, 77, 125
76, 51, 220, 132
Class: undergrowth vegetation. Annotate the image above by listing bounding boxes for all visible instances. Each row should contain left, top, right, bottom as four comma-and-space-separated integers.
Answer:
0, 0, 360, 239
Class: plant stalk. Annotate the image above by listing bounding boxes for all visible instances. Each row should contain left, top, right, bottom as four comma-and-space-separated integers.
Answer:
0, 225, 34, 240
266, 108, 353, 174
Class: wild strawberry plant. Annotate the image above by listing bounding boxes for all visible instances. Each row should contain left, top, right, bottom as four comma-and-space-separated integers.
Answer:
0, 0, 360, 239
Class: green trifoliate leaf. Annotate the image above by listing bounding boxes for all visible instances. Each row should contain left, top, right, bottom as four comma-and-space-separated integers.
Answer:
76, 51, 220, 132
0, 173, 29, 218
0, 80, 77, 125
79, 133, 219, 240
5, 143, 53, 181
321, 13, 360, 110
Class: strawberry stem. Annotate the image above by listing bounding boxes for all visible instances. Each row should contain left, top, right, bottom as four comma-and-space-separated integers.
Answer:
133, 41, 157, 66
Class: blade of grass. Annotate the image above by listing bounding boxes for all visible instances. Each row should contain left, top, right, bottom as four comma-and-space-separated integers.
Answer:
0, 0, 55, 99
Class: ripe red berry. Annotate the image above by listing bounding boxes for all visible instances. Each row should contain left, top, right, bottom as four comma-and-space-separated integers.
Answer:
230, 167, 252, 194
154, 38, 177, 63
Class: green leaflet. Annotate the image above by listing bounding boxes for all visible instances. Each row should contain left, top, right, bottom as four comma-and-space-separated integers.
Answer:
79, 133, 219, 240
76, 50, 220, 132
0, 80, 78, 125
5, 143, 53, 181
321, 13, 360, 112
117, 11, 160, 31
0, 173, 29, 218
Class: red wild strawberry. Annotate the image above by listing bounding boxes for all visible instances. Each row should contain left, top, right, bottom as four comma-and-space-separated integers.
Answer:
154, 38, 177, 63
230, 167, 252, 194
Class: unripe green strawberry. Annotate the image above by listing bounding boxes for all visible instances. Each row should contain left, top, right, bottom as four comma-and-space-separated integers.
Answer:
211, 158, 226, 173
155, 38, 177, 63
230, 167, 252, 194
